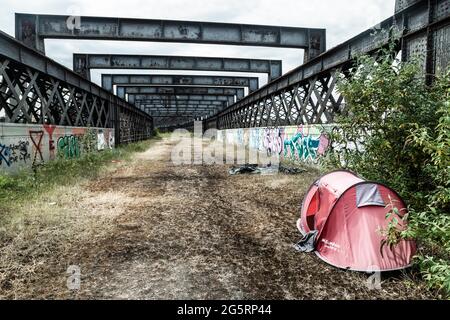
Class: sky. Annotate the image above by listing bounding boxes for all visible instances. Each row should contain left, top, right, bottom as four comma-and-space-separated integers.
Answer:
0, 0, 396, 87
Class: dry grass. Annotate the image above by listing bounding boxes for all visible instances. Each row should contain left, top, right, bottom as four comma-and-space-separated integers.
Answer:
0, 137, 436, 299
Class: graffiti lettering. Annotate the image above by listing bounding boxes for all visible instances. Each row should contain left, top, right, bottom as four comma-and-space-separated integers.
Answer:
44, 124, 57, 160
29, 131, 44, 166
0, 140, 31, 167
57, 135, 81, 159
263, 128, 283, 157
218, 125, 331, 164
284, 131, 329, 161
0, 144, 10, 166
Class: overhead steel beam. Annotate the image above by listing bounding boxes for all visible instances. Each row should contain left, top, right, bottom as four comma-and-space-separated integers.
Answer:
118, 86, 245, 100
140, 105, 222, 111
137, 102, 224, 120
395, 0, 422, 12
134, 99, 229, 118
136, 100, 226, 107
74, 54, 282, 81
139, 105, 223, 110
140, 107, 223, 113
101, 74, 259, 93
129, 94, 235, 105
139, 109, 223, 117
135, 100, 226, 111
154, 116, 197, 129
15, 13, 326, 61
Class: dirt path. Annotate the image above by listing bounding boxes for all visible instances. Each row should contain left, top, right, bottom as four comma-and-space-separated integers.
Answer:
2, 136, 434, 299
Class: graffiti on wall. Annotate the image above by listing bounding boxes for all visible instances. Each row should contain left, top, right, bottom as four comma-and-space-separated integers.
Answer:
57, 135, 81, 159
1, 124, 115, 172
283, 128, 329, 161
263, 128, 283, 157
44, 124, 57, 160
108, 131, 115, 149
249, 128, 262, 151
218, 125, 330, 164
0, 140, 31, 167
97, 129, 114, 151
237, 129, 244, 146
29, 130, 44, 166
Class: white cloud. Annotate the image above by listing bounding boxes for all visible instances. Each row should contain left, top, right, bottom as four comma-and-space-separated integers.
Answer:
0, 0, 396, 86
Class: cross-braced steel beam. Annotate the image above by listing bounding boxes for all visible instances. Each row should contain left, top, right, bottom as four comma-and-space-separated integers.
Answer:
101, 74, 259, 93
0, 30, 153, 144
15, 14, 326, 61
74, 54, 282, 81
203, 0, 450, 130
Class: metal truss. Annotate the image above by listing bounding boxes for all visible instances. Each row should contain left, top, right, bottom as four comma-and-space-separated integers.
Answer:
0, 30, 153, 144
204, 0, 450, 130
214, 70, 344, 129
136, 97, 227, 126
136, 102, 225, 118
0, 58, 111, 128
154, 116, 196, 129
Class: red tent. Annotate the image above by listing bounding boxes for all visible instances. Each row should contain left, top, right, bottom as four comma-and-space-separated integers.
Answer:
296, 170, 416, 272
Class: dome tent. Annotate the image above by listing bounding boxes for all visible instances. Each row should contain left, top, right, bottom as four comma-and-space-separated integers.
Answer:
295, 170, 416, 272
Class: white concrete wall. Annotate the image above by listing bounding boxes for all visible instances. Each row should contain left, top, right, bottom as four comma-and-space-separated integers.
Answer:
216, 125, 332, 164
0, 123, 114, 173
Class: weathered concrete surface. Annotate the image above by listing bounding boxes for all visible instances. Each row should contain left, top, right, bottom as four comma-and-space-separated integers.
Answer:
0, 123, 114, 173
217, 125, 331, 165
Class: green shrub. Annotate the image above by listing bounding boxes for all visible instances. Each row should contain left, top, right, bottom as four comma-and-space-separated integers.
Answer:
324, 43, 450, 297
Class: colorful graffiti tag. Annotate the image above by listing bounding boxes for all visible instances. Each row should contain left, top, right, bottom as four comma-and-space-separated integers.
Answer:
263, 128, 283, 156
57, 135, 81, 159
249, 128, 262, 151
283, 129, 330, 161
1, 124, 115, 172
217, 125, 331, 164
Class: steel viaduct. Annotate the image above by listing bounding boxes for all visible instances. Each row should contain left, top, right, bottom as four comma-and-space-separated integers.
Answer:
0, 0, 448, 142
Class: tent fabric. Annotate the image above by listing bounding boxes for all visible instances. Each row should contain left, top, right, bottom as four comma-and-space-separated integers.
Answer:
356, 183, 385, 208
297, 170, 416, 272
294, 231, 318, 253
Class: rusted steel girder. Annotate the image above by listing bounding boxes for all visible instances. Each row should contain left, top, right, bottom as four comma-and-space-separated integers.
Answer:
74, 54, 282, 81
101, 74, 259, 93
117, 86, 245, 100
15, 14, 326, 61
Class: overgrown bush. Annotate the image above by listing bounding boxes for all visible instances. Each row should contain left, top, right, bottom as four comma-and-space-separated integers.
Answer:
324, 45, 450, 297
